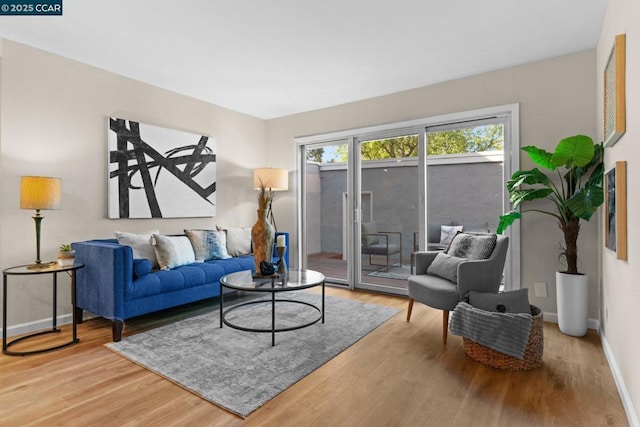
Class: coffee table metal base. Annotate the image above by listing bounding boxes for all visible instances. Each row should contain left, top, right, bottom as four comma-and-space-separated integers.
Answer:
220, 276, 325, 346
221, 296, 323, 346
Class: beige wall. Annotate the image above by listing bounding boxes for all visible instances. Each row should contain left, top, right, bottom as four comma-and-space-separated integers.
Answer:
0, 40, 267, 327
267, 50, 598, 321
598, 0, 640, 422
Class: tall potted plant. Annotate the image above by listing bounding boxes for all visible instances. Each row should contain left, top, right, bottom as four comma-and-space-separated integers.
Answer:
497, 134, 604, 336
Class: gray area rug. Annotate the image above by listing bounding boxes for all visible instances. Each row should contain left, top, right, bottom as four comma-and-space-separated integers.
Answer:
106, 292, 399, 418
367, 264, 412, 280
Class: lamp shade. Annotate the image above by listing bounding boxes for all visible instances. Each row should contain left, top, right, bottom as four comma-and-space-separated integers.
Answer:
20, 176, 62, 210
253, 168, 288, 191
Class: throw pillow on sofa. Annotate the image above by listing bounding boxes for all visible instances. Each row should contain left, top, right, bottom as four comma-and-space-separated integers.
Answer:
217, 225, 252, 256
132, 258, 152, 278
115, 229, 160, 268
184, 229, 231, 262
151, 234, 196, 270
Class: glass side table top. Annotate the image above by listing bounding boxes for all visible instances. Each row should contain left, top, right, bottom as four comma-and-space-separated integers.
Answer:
220, 269, 324, 292
3, 262, 84, 275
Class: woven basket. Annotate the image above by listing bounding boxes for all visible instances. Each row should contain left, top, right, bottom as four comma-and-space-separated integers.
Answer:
463, 305, 543, 371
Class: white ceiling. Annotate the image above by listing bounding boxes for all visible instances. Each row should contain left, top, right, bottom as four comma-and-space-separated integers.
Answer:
0, 0, 607, 119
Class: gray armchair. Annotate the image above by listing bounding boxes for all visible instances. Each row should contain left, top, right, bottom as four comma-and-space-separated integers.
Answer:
406, 234, 509, 344
361, 221, 402, 272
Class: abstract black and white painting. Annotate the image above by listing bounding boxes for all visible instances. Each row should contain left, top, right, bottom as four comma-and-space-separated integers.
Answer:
108, 117, 216, 218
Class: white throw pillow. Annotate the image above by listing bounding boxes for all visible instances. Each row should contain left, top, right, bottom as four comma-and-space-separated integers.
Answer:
151, 234, 196, 270
217, 226, 252, 256
115, 229, 160, 268
440, 225, 463, 245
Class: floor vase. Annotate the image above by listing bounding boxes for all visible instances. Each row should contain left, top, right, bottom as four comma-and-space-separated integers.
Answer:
251, 209, 275, 275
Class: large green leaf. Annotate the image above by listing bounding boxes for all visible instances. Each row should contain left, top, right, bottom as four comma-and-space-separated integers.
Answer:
585, 161, 604, 188
551, 135, 595, 168
509, 188, 554, 208
507, 168, 551, 192
565, 184, 604, 221
497, 211, 521, 234
522, 146, 555, 170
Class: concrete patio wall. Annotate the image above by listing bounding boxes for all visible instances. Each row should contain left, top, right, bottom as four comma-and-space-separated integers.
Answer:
308, 156, 503, 260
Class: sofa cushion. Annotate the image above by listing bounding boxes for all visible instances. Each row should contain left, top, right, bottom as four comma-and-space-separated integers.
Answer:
115, 229, 159, 268
184, 229, 231, 262
427, 252, 466, 283
361, 222, 379, 246
125, 257, 255, 300
469, 289, 531, 314
151, 234, 196, 270
132, 259, 152, 278
447, 232, 497, 260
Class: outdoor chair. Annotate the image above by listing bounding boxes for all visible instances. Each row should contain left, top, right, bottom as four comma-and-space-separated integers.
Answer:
406, 233, 509, 344
361, 221, 402, 272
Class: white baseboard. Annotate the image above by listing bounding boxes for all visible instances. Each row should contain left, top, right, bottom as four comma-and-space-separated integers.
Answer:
542, 312, 600, 331
600, 329, 640, 427
4, 311, 95, 338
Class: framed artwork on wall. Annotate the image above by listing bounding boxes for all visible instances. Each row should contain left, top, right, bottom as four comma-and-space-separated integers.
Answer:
603, 34, 626, 147
107, 117, 216, 219
605, 161, 627, 260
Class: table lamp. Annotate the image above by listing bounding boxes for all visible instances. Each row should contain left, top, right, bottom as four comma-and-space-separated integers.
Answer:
20, 176, 62, 266
253, 168, 288, 231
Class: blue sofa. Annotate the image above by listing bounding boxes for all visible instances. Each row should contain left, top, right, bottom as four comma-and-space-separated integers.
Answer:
72, 232, 288, 341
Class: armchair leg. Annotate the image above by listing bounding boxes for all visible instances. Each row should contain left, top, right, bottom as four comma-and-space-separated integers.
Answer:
442, 310, 449, 345
407, 298, 414, 321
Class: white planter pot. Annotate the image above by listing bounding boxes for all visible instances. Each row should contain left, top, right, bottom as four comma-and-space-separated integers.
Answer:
556, 271, 588, 337
58, 250, 76, 267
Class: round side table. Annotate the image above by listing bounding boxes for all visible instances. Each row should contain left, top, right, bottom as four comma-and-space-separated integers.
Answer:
2, 262, 84, 356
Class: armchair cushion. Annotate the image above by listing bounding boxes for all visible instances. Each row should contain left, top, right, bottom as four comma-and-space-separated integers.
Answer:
408, 274, 459, 311
447, 232, 496, 260
362, 222, 379, 246
427, 252, 466, 282
469, 289, 530, 314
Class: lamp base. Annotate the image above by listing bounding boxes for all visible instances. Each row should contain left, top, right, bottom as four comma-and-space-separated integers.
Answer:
26, 261, 57, 270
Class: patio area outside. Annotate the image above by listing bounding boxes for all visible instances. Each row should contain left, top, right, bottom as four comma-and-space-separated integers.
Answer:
306, 150, 504, 291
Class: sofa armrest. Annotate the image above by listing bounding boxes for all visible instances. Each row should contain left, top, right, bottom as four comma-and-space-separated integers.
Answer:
72, 240, 134, 321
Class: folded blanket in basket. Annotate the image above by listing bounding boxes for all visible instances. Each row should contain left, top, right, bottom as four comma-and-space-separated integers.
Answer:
449, 302, 532, 359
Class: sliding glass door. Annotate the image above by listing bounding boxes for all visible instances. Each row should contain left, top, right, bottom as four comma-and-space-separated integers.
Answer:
355, 131, 422, 294
302, 140, 350, 286
297, 104, 518, 293
425, 118, 507, 288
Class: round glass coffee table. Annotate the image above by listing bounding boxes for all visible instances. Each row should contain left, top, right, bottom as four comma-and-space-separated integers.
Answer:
219, 269, 325, 346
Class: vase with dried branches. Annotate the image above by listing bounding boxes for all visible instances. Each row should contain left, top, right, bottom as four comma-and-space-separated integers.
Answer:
251, 181, 275, 276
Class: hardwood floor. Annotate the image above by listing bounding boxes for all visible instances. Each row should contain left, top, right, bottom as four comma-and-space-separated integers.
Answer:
308, 252, 409, 290
0, 287, 628, 426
